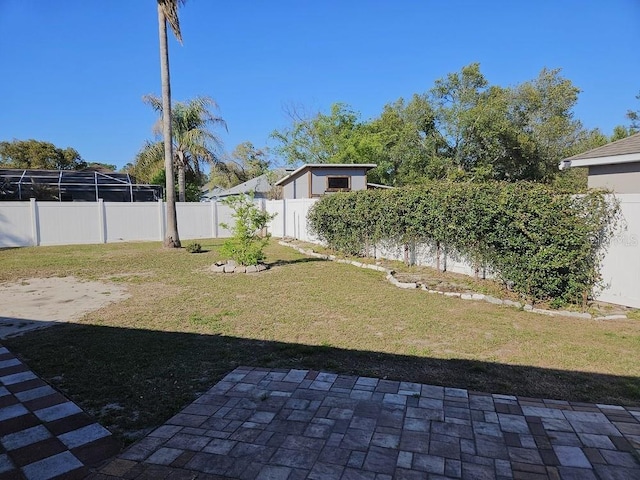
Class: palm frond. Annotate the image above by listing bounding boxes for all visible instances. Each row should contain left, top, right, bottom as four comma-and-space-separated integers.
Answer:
157, 0, 186, 44
131, 141, 165, 182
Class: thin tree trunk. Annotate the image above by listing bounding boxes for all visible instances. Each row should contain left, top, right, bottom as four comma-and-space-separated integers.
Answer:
177, 164, 186, 202
158, 3, 180, 247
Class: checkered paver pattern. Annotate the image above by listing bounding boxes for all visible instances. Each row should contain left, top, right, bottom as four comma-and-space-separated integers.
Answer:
0, 346, 120, 480
96, 366, 640, 480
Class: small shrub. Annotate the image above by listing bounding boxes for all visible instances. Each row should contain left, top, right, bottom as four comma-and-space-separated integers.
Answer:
185, 242, 202, 253
220, 193, 276, 266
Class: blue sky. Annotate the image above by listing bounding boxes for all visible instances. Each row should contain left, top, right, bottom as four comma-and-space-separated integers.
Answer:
1, 1, 639, 170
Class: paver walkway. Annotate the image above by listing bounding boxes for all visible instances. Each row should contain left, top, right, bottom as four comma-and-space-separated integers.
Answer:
0, 346, 120, 479
94, 366, 640, 480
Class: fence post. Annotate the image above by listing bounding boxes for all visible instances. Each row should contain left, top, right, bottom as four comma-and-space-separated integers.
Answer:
158, 199, 166, 241
211, 200, 216, 239
98, 199, 107, 243
29, 198, 40, 246
213, 200, 219, 238
282, 198, 287, 238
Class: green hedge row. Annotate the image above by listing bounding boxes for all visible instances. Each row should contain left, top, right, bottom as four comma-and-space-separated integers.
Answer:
307, 183, 619, 305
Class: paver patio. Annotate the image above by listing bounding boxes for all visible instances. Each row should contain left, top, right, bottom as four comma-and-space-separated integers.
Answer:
0, 346, 120, 480
93, 366, 640, 480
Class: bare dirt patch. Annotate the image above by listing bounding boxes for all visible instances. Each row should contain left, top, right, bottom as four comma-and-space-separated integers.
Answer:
0, 277, 130, 338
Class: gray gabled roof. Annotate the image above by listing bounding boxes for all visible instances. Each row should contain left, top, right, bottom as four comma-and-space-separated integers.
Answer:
212, 168, 292, 198
560, 132, 640, 169
275, 163, 377, 186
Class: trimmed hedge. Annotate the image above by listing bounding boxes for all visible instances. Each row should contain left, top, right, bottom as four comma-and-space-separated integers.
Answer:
307, 183, 619, 305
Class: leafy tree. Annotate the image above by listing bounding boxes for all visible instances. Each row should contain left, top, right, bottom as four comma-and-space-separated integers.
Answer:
504, 68, 584, 181
156, 0, 185, 247
84, 162, 118, 172
610, 125, 635, 142
271, 103, 374, 166
0, 139, 86, 170
136, 95, 226, 201
271, 64, 596, 186
366, 95, 445, 185
626, 90, 640, 131
429, 62, 490, 173
209, 142, 271, 189
149, 169, 202, 202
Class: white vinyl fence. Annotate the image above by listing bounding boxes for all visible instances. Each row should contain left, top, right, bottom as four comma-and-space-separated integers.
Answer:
0, 198, 318, 248
1, 195, 638, 308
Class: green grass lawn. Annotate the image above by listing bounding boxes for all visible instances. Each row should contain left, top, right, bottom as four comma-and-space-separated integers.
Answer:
1, 239, 639, 444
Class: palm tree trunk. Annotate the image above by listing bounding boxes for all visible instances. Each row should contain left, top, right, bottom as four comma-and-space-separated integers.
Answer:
158, 3, 180, 247
177, 164, 186, 202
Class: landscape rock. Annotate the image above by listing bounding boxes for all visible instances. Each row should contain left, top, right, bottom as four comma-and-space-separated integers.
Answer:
234, 266, 247, 274
444, 292, 461, 297
223, 264, 235, 273
211, 265, 225, 273
484, 295, 503, 305
245, 265, 258, 273
227, 260, 237, 268
503, 300, 522, 309
530, 308, 553, 316
557, 310, 592, 319
256, 264, 267, 272
595, 314, 628, 321
471, 293, 485, 300
461, 293, 473, 300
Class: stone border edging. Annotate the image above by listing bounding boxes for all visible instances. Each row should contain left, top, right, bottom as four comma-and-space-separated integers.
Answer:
278, 240, 627, 321
210, 260, 268, 274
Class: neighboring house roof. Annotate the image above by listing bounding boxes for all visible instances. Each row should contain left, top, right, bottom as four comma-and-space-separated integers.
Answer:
275, 163, 377, 186
207, 168, 292, 199
559, 132, 640, 169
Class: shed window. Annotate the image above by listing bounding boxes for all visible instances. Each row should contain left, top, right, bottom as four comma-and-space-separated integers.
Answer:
327, 176, 350, 191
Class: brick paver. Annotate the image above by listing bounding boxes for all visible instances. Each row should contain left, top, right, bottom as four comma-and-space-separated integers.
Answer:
0, 345, 121, 479
94, 366, 640, 479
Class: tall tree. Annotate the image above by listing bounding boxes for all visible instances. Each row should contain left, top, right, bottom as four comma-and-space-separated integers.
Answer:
0, 139, 86, 170
209, 142, 271, 189
139, 95, 226, 201
156, 0, 185, 248
430, 62, 490, 172
626, 90, 640, 131
271, 103, 373, 165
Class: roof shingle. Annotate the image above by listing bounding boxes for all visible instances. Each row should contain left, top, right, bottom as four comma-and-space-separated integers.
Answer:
564, 132, 640, 161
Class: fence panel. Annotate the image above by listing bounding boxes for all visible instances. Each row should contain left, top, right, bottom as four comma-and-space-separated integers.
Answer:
0, 202, 33, 247
104, 202, 161, 242
596, 194, 640, 308
176, 203, 214, 240
265, 200, 285, 238
37, 202, 101, 245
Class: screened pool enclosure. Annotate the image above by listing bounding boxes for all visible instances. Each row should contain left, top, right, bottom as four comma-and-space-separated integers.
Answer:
0, 169, 162, 202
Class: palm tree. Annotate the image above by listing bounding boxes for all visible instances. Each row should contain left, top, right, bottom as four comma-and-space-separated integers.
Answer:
141, 95, 226, 202
156, 0, 185, 247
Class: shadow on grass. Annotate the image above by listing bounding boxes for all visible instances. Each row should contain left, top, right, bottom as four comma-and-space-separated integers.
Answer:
267, 257, 328, 267
3, 321, 640, 444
